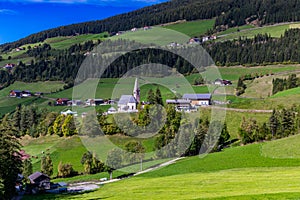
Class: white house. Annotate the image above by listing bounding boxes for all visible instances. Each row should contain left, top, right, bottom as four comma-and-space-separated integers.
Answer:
61, 110, 78, 116
182, 94, 212, 106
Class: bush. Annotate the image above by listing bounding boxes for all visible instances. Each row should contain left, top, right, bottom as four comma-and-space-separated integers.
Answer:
57, 161, 77, 178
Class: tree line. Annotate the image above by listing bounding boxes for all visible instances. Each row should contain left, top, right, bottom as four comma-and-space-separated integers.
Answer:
239, 105, 300, 144
272, 73, 300, 95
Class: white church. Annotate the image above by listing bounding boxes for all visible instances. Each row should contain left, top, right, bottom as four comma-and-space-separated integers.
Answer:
117, 78, 140, 112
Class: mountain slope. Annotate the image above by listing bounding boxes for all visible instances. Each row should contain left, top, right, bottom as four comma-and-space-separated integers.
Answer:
2, 0, 300, 52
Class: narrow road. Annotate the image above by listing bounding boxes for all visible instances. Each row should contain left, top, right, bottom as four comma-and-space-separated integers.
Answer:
63, 157, 185, 193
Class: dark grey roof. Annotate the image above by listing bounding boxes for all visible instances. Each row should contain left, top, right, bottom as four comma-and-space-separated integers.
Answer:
118, 95, 137, 105
182, 94, 211, 100
28, 172, 49, 182
11, 90, 22, 93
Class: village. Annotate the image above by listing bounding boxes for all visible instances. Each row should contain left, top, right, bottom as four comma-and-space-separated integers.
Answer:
8, 77, 232, 117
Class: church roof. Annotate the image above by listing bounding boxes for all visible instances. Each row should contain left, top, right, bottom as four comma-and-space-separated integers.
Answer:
118, 95, 137, 105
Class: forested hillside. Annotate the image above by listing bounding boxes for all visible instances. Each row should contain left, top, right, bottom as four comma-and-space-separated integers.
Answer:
0, 39, 205, 87
1, 0, 300, 51
206, 29, 300, 66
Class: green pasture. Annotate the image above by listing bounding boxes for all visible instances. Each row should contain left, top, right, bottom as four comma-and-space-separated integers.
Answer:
164, 19, 215, 37
217, 23, 300, 41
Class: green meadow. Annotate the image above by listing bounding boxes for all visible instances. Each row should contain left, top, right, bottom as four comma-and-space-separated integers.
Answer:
217, 23, 300, 41
216, 24, 254, 36
22, 134, 300, 199
110, 27, 189, 46
45, 32, 109, 49
164, 19, 216, 37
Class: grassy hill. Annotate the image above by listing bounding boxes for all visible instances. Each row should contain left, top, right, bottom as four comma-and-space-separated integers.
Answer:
271, 87, 300, 98
0, 81, 65, 116
23, 134, 300, 199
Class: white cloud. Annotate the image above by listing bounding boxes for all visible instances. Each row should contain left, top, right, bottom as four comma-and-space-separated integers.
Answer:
0, 9, 18, 15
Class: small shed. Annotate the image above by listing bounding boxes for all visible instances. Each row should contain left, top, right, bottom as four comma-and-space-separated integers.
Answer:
107, 107, 117, 114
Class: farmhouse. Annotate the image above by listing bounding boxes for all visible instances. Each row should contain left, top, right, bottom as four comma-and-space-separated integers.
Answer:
10, 90, 22, 97
9, 90, 32, 98
22, 90, 32, 97
86, 99, 104, 106
214, 79, 232, 86
182, 93, 212, 106
67, 100, 83, 106
56, 98, 69, 106
189, 38, 201, 44
166, 99, 191, 111
4, 63, 15, 70
28, 172, 51, 191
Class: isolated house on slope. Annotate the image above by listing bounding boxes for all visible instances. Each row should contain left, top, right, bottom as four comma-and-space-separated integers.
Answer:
10, 90, 22, 97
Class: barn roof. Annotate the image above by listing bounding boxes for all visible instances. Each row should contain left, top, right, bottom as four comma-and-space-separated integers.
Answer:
182, 94, 211, 100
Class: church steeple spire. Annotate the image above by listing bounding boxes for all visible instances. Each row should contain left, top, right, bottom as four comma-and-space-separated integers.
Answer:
133, 78, 140, 103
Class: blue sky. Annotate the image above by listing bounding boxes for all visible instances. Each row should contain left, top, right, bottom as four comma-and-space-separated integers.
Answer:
0, 0, 168, 44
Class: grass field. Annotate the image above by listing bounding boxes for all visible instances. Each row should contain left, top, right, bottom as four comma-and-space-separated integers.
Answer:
110, 27, 189, 46
0, 81, 65, 116
271, 87, 300, 98
262, 134, 300, 159
22, 136, 87, 175
215, 65, 300, 81
216, 24, 254, 36
24, 134, 300, 199
0, 81, 65, 97
217, 22, 300, 41
164, 19, 215, 37
45, 33, 109, 49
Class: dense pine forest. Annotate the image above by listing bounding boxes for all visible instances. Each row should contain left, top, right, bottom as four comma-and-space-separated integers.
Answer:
1, 0, 300, 51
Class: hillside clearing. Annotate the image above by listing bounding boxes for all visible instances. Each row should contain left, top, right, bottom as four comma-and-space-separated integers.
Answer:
217, 22, 300, 41
110, 27, 189, 46
163, 19, 215, 37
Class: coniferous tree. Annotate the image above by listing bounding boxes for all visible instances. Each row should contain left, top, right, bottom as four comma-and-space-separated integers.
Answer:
155, 87, 163, 106
0, 115, 23, 199
22, 159, 33, 179
41, 155, 53, 177
147, 89, 156, 104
